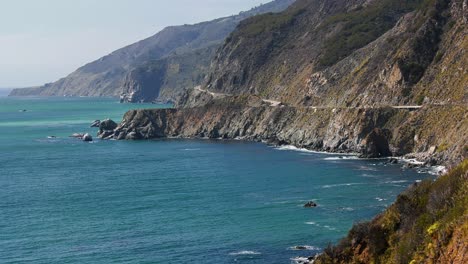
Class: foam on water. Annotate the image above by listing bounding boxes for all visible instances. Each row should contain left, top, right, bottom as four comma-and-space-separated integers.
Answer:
229, 251, 261, 256
275, 145, 357, 156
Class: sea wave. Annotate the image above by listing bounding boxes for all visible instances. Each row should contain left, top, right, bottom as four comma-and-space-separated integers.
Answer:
274, 145, 357, 156
323, 156, 359, 161
305, 221, 337, 231
291, 256, 314, 264
321, 183, 366, 188
228, 250, 261, 256
182, 148, 201, 151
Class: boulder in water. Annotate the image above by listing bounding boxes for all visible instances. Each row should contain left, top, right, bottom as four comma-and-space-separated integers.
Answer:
304, 201, 318, 208
82, 133, 93, 142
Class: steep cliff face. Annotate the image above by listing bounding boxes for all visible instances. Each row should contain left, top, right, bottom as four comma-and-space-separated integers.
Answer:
120, 45, 218, 103
201, 0, 467, 107
9, 0, 296, 98
103, 96, 467, 165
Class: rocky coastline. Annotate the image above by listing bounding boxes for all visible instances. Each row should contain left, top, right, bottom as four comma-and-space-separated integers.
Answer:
97, 95, 466, 167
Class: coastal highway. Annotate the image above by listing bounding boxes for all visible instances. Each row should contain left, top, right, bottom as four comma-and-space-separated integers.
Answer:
193, 86, 425, 110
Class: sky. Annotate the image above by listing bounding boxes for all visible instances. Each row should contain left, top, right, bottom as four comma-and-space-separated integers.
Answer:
0, 0, 267, 88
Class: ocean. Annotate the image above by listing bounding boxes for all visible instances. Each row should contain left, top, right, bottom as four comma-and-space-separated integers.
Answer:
0, 97, 433, 263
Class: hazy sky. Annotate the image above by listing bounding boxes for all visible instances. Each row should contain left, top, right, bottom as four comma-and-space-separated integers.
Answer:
0, 0, 267, 87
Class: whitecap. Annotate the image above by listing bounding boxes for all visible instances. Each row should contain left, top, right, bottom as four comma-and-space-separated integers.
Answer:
384, 180, 409, 184
357, 166, 378, 171
322, 183, 365, 188
182, 148, 200, 151
274, 145, 357, 156
323, 225, 337, 231
229, 251, 261, 256
305, 221, 318, 226
429, 165, 447, 176
323, 156, 359, 161
291, 256, 313, 264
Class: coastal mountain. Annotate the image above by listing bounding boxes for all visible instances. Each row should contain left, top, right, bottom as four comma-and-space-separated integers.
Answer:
9, 0, 295, 101
102, 0, 467, 261
111, 0, 467, 165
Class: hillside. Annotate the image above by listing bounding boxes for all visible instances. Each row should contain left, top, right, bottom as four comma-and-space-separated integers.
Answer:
201, 0, 467, 107
315, 159, 468, 264
9, 0, 295, 99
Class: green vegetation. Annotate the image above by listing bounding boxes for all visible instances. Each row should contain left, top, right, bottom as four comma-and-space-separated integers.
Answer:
319, 0, 426, 67
237, 6, 306, 37
317, 159, 468, 263
415, 94, 426, 105
436, 142, 449, 152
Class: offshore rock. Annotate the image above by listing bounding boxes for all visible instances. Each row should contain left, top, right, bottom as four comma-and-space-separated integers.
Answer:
304, 201, 318, 208
98, 119, 118, 139
82, 133, 93, 142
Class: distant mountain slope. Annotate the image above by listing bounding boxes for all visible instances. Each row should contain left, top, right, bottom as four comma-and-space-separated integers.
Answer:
9, 0, 295, 99
0, 88, 13, 97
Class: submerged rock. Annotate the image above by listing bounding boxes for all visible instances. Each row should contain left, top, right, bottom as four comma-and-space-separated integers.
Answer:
304, 201, 318, 208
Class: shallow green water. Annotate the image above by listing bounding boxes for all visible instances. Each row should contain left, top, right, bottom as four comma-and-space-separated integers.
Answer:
0, 97, 432, 263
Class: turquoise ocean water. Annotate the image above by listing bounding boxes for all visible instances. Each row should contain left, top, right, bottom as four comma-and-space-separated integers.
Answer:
0, 96, 432, 263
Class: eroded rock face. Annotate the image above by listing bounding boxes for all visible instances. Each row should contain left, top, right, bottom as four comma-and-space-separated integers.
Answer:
106, 96, 467, 165
97, 119, 118, 139
360, 128, 392, 158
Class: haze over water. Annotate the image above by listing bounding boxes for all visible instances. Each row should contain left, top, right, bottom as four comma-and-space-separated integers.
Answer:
0, 97, 433, 263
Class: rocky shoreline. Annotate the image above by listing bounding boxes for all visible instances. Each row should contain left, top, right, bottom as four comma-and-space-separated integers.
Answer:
95, 96, 466, 167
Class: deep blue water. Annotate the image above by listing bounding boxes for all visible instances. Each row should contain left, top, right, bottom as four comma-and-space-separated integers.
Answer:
0, 97, 432, 263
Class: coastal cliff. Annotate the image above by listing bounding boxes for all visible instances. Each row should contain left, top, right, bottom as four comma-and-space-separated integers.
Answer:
106, 0, 467, 165
104, 95, 466, 165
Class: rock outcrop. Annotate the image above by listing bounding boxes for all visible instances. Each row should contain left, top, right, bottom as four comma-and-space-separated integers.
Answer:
97, 119, 118, 139
82, 133, 93, 142
304, 201, 318, 208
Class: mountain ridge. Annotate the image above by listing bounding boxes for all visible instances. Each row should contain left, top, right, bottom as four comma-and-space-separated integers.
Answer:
9, 0, 296, 99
